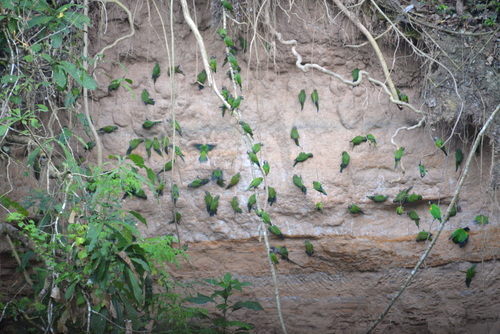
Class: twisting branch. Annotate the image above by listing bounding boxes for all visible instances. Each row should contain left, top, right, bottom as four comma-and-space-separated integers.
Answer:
366, 104, 500, 334
179, 2, 287, 333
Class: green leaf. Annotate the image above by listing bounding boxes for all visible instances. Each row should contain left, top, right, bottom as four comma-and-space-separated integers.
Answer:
27, 15, 53, 29
225, 320, 254, 330
20, 250, 34, 269
65, 280, 78, 301
23, 54, 34, 62
185, 293, 214, 304
1, 74, 19, 84
50, 33, 63, 48
123, 266, 143, 305
128, 154, 145, 168
31, 43, 42, 53
232, 300, 263, 311
146, 167, 155, 185
0, 125, 8, 137
128, 211, 147, 226
86, 222, 103, 252
52, 65, 67, 90
6, 212, 26, 222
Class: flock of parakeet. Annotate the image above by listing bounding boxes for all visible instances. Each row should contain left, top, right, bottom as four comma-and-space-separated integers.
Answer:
95, 3, 487, 288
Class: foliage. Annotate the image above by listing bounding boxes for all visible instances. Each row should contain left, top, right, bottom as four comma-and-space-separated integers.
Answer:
185, 273, 263, 333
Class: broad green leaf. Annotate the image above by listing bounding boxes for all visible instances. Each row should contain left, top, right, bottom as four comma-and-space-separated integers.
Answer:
185, 293, 214, 304
20, 250, 34, 269
1, 74, 19, 84
65, 280, 78, 301
232, 300, 263, 311
146, 167, 155, 185
52, 65, 67, 90
123, 266, 143, 305
27, 15, 52, 29
128, 154, 145, 168
86, 221, 103, 252
50, 33, 63, 48
128, 211, 147, 225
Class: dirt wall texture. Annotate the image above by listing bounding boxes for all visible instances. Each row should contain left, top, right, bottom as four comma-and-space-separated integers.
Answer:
82, 0, 499, 332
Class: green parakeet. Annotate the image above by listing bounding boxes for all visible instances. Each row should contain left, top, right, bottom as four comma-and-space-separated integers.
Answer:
407, 210, 420, 228
223, 35, 234, 48
473, 214, 488, 225
348, 204, 364, 215
239, 121, 254, 138
268, 225, 284, 239
239, 36, 248, 53
221, 0, 233, 12
277, 246, 289, 260
217, 28, 227, 39
108, 79, 120, 91
257, 210, 272, 226
168, 211, 182, 225
293, 175, 307, 195
313, 181, 327, 196
449, 227, 470, 248
311, 89, 319, 112
167, 119, 182, 136
340, 151, 350, 173
197, 69, 207, 90
305, 240, 314, 256
246, 177, 263, 191
152, 137, 162, 156
211, 169, 225, 187
352, 68, 360, 82
262, 160, 270, 175
231, 196, 242, 214
84, 141, 96, 151
209, 195, 219, 217
209, 55, 217, 73
170, 145, 185, 161
171, 184, 179, 206
204, 191, 213, 212
416, 231, 432, 242
291, 126, 300, 146
396, 206, 404, 215
397, 88, 409, 103
247, 193, 256, 212
455, 148, 463, 172
141, 89, 155, 105
152, 62, 161, 83
267, 186, 277, 206
269, 252, 279, 266
394, 147, 405, 168
316, 202, 323, 212
126, 138, 144, 155
434, 137, 448, 156
193, 144, 216, 162
226, 172, 241, 190
161, 136, 169, 154
429, 203, 442, 222
167, 65, 184, 76
231, 95, 243, 110
298, 89, 306, 111
252, 142, 263, 154
465, 264, 476, 288
144, 138, 153, 159
418, 162, 428, 178
293, 152, 313, 167
98, 125, 118, 134
393, 186, 413, 204
367, 194, 389, 203
407, 193, 423, 203
350, 135, 367, 146
366, 134, 377, 148
449, 204, 460, 217
188, 178, 210, 188
142, 119, 162, 129
248, 151, 260, 166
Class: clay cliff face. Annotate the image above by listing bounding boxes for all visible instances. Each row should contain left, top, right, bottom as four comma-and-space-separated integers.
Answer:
87, 1, 499, 332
